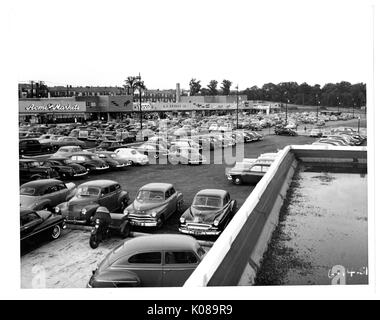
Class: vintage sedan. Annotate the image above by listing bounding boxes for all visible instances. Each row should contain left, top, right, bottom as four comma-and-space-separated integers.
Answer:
20, 179, 76, 211
68, 152, 109, 172
20, 209, 66, 242
179, 189, 237, 237
88, 234, 206, 287
114, 148, 149, 165
19, 159, 60, 184
50, 136, 86, 149
226, 158, 274, 185
39, 158, 88, 179
94, 151, 132, 169
52, 146, 83, 158
167, 147, 207, 165
55, 180, 129, 225
124, 183, 183, 228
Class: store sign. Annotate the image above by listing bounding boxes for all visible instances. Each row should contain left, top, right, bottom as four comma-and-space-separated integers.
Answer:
19, 100, 86, 113
25, 103, 81, 111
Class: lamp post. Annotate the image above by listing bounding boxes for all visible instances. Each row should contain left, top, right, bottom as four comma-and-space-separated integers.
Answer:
236, 85, 239, 129
316, 94, 319, 123
358, 116, 361, 133
284, 91, 288, 125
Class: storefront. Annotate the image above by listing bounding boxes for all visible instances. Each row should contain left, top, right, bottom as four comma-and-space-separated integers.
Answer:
19, 98, 88, 124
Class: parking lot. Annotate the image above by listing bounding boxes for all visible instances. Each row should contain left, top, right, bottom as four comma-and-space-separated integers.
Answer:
21, 134, 317, 288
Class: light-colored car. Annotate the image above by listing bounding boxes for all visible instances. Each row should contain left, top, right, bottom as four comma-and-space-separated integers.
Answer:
88, 234, 206, 287
114, 148, 149, 165
20, 179, 76, 211
124, 183, 183, 228
168, 146, 207, 165
52, 146, 83, 158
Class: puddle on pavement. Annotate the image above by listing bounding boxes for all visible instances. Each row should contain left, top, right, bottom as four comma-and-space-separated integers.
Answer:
255, 165, 368, 286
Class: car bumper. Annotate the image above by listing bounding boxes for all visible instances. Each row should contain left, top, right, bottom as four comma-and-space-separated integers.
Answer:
137, 160, 149, 165
73, 171, 89, 177
179, 226, 221, 236
128, 219, 159, 227
94, 166, 109, 170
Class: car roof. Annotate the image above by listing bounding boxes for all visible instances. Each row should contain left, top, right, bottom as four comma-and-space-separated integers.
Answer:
140, 183, 173, 191
71, 152, 94, 156
110, 234, 199, 261
20, 179, 63, 190
195, 189, 228, 198
78, 180, 118, 188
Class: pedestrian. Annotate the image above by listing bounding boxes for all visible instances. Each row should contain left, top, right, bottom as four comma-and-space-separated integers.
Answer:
304, 126, 307, 133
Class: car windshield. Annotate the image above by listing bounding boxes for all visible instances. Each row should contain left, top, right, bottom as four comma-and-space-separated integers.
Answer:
20, 187, 36, 196
136, 190, 164, 202
193, 196, 222, 208
76, 186, 100, 197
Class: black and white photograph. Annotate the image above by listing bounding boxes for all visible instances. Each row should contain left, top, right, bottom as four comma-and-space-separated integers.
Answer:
0, 0, 379, 303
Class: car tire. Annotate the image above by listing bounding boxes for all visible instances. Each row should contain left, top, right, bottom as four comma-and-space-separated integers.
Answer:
120, 224, 130, 239
176, 201, 183, 213
233, 176, 242, 185
89, 234, 99, 249
50, 225, 61, 240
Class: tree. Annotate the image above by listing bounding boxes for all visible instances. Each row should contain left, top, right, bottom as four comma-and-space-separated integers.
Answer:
189, 78, 202, 96
221, 80, 232, 95
123, 76, 146, 97
207, 80, 218, 96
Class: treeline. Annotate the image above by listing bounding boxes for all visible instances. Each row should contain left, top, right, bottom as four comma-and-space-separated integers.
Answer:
189, 79, 366, 108
243, 81, 366, 108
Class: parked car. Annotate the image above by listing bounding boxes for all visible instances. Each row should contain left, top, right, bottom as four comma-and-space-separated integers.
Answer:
274, 126, 297, 136
167, 147, 207, 165
136, 142, 169, 159
52, 146, 83, 158
55, 180, 130, 225
95, 141, 130, 152
39, 158, 87, 179
124, 183, 183, 228
179, 189, 237, 237
88, 234, 206, 287
226, 158, 274, 185
50, 136, 86, 149
20, 179, 76, 211
309, 129, 323, 138
67, 152, 110, 172
19, 159, 60, 184
20, 209, 66, 242
19, 139, 52, 156
94, 151, 132, 169
114, 148, 149, 165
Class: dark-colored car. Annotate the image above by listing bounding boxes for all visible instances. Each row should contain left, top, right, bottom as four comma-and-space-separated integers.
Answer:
20, 209, 66, 242
39, 158, 88, 179
50, 136, 86, 149
124, 183, 183, 228
226, 159, 274, 185
20, 179, 76, 211
19, 159, 60, 184
55, 180, 129, 225
94, 151, 132, 169
19, 138, 52, 156
88, 234, 206, 287
274, 126, 297, 136
68, 152, 109, 172
179, 189, 237, 237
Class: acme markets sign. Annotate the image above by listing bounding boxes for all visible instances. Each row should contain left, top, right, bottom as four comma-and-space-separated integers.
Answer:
19, 100, 86, 113
26, 103, 81, 111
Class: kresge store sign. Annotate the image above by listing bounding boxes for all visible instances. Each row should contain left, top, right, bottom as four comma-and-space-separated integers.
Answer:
19, 99, 86, 113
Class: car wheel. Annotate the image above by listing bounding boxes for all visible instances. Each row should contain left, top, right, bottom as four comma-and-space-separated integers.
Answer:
121, 198, 129, 211
176, 201, 183, 213
233, 177, 242, 185
89, 234, 99, 249
50, 225, 61, 240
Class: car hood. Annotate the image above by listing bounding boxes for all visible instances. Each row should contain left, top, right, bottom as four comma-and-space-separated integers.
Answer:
183, 206, 223, 223
129, 200, 166, 212
68, 195, 98, 206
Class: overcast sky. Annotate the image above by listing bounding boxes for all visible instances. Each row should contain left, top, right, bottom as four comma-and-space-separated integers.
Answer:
11, 0, 372, 90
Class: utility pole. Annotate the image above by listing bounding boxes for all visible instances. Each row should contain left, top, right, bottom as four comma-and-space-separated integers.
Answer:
236, 85, 239, 129
316, 94, 319, 123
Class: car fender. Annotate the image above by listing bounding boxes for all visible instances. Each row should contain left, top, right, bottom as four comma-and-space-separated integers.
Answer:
118, 191, 130, 203
35, 199, 53, 210
176, 192, 184, 204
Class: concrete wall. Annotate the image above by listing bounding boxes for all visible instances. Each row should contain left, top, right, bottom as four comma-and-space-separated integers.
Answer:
184, 145, 367, 287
